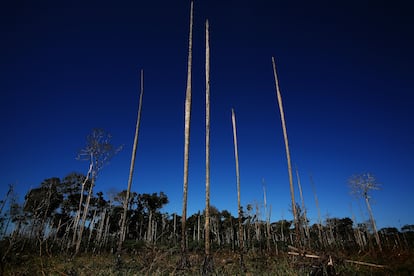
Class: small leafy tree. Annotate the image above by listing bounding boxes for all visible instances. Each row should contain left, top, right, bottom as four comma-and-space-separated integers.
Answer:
24, 178, 63, 240
139, 192, 168, 243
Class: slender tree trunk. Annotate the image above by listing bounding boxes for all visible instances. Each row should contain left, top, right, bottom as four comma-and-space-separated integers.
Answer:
75, 176, 95, 255
271, 57, 299, 245
173, 213, 177, 244
202, 19, 214, 274
72, 164, 92, 247
96, 209, 106, 244
263, 181, 271, 251
295, 167, 309, 246
118, 69, 144, 252
310, 175, 323, 246
86, 208, 97, 252
147, 210, 153, 242
365, 195, 382, 251
181, 0, 194, 259
231, 109, 245, 270
197, 213, 201, 242
204, 19, 211, 256
102, 210, 111, 249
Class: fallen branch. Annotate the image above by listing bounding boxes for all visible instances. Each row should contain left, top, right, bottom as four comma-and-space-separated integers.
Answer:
288, 245, 320, 259
288, 251, 321, 259
344, 259, 387, 269
287, 248, 387, 269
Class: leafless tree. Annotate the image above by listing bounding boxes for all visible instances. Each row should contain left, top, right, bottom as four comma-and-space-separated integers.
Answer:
231, 108, 245, 271
181, 0, 193, 266
348, 173, 382, 251
118, 69, 144, 252
202, 19, 214, 274
271, 57, 299, 244
73, 128, 122, 255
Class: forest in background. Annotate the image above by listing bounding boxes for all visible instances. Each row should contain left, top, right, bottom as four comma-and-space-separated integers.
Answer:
1, 170, 413, 274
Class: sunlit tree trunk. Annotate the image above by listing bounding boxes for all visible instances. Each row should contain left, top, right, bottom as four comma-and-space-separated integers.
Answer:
231, 109, 245, 270
147, 210, 153, 242
75, 175, 95, 254
96, 208, 106, 245
271, 57, 299, 245
202, 19, 214, 273
263, 181, 271, 251
365, 195, 382, 251
72, 164, 92, 248
118, 69, 144, 252
103, 210, 111, 249
181, 0, 193, 261
295, 167, 309, 246
86, 208, 97, 252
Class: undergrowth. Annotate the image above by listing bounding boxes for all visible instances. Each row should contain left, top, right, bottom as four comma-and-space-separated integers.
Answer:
2, 247, 413, 275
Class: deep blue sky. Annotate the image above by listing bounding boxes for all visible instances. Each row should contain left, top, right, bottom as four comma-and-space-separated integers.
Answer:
1, 1, 413, 229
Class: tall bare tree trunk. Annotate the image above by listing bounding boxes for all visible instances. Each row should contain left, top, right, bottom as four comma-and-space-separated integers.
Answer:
202, 19, 214, 274
181, 0, 193, 263
118, 69, 144, 252
231, 109, 245, 270
204, 19, 211, 256
271, 57, 299, 245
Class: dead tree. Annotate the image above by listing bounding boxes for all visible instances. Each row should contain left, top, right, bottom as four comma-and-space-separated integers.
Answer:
231, 109, 245, 271
271, 57, 299, 245
180, 0, 194, 267
74, 128, 122, 255
202, 19, 214, 274
349, 173, 382, 251
118, 69, 144, 252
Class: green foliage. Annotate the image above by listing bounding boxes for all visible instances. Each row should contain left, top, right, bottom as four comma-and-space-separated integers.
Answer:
24, 178, 63, 219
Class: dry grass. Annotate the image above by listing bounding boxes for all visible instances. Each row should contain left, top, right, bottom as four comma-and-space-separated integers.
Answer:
3, 247, 413, 275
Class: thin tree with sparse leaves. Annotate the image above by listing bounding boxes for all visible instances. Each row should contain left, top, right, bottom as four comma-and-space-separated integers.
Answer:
74, 128, 122, 255
349, 172, 382, 251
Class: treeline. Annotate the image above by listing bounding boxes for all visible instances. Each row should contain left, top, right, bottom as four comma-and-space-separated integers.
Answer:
1, 176, 413, 257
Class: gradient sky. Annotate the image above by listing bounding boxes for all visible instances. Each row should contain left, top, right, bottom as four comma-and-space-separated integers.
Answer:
1, 1, 413, 230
